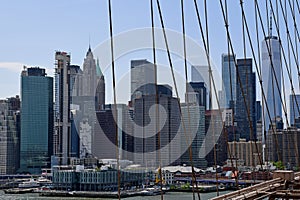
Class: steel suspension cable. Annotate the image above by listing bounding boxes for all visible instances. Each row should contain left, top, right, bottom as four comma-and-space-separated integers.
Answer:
251, 0, 284, 162
296, 0, 300, 15
277, 0, 300, 92
108, 0, 121, 199
283, 0, 293, 167
203, 0, 219, 196
288, 0, 300, 147
194, 0, 239, 189
180, 0, 200, 199
149, 0, 164, 199
254, 0, 292, 132
247, 0, 283, 164
239, 0, 264, 170
224, 0, 240, 185
276, 0, 300, 119
273, 0, 300, 89
155, 0, 201, 199
219, 0, 280, 166
240, 0, 260, 180
192, 0, 239, 190
289, 0, 300, 129
287, 0, 300, 44
272, 0, 283, 165
290, 0, 300, 85
254, 1, 268, 166
268, 0, 300, 135
272, 6, 300, 166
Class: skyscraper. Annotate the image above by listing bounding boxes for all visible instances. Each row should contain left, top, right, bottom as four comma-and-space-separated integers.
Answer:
93, 104, 131, 160
235, 58, 256, 141
54, 51, 71, 165
82, 46, 97, 97
131, 59, 155, 101
186, 82, 208, 110
79, 47, 106, 158
180, 104, 206, 168
205, 109, 227, 166
221, 54, 236, 109
290, 94, 300, 126
20, 67, 53, 174
0, 96, 20, 174
133, 92, 181, 167
68, 47, 106, 159
69, 65, 82, 159
261, 30, 282, 133
191, 65, 211, 109
191, 65, 208, 83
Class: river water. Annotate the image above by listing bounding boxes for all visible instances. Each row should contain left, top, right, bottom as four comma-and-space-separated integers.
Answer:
0, 190, 229, 200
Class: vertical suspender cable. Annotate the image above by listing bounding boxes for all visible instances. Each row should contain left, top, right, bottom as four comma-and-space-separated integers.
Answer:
224, 0, 240, 185
180, 0, 200, 199
204, 0, 219, 196
193, 0, 240, 190
149, 0, 164, 199
108, 0, 121, 199
155, 0, 201, 199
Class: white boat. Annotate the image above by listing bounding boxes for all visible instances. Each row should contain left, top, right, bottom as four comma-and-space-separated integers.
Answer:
140, 187, 162, 196
18, 179, 40, 188
37, 176, 52, 184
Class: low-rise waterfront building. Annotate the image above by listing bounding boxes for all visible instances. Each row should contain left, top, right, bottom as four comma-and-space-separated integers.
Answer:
52, 167, 153, 191
160, 165, 204, 185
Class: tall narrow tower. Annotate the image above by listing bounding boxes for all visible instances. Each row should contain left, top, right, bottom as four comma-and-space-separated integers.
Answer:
221, 54, 236, 109
261, 15, 282, 136
73, 46, 106, 158
54, 52, 71, 165
235, 58, 256, 141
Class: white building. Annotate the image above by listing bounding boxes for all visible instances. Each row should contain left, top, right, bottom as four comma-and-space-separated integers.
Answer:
160, 165, 204, 185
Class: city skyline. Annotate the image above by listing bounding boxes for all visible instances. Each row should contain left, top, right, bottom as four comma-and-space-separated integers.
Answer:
0, 1, 300, 198
0, 0, 298, 163
1, 1, 298, 109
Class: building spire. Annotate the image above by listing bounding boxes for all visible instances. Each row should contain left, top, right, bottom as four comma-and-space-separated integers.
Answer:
86, 36, 92, 56
89, 34, 91, 50
87, 34, 92, 53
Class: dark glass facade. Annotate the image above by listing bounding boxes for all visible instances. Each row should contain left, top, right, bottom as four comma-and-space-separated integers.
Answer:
20, 68, 53, 174
187, 82, 208, 110
235, 59, 256, 141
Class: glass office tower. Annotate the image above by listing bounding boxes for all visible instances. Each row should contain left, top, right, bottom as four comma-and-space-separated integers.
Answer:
20, 67, 53, 174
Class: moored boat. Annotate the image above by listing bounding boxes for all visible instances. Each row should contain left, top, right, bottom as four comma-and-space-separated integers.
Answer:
18, 179, 39, 188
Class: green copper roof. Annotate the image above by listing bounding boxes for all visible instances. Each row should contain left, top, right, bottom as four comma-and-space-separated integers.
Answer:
96, 57, 103, 76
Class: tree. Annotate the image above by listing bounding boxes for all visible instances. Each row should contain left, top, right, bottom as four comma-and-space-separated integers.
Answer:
273, 161, 284, 170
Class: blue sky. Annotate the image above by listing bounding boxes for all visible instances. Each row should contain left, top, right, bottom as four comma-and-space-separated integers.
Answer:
0, 1, 298, 105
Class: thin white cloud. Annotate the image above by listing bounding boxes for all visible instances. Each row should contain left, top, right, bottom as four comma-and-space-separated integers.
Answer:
0, 62, 54, 77
0, 62, 25, 73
